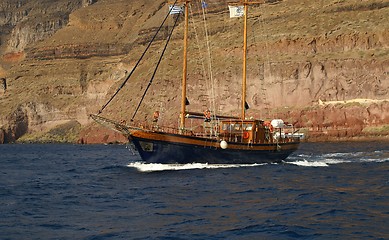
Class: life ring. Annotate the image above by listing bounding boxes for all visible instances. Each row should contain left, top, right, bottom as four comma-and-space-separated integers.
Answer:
243, 132, 249, 139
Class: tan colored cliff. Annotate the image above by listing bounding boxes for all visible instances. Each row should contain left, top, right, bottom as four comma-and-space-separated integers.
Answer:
0, 0, 388, 143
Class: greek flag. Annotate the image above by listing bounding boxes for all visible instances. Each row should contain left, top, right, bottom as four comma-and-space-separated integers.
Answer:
169, 5, 184, 15
201, 1, 208, 9
228, 5, 244, 18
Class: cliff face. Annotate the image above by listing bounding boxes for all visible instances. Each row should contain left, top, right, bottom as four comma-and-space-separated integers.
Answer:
0, 0, 388, 143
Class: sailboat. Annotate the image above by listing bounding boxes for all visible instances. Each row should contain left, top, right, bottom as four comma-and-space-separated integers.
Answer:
90, 0, 301, 164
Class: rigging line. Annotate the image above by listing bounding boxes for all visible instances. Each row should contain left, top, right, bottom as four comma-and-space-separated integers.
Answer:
97, 0, 179, 114
249, 5, 268, 117
201, 2, 217, 119
190, 2, 216, 118
188, 3, 210, 106
190, 5, 209, 96
257, 4, 271, 117
130, 12, 181, 122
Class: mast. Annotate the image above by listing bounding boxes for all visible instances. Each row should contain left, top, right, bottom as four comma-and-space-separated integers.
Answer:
240, 0, 265, 120
180, 1, 190, 131
241, 0, 248, 120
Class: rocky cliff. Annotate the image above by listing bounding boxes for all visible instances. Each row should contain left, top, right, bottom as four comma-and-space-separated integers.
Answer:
0, 0, 388, 143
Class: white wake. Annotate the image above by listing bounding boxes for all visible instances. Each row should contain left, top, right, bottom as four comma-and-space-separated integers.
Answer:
285, 150, 389, 167
126, 150, 388, 171
127, 162, 266, 172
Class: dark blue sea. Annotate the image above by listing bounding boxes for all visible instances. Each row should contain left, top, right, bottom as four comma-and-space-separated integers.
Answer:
1, 142, 388, 240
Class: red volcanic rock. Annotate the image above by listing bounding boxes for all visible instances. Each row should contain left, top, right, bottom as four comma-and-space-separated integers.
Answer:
0, 0, 388, 143
79, 125, 127, 144
2, 52, 25, 63
283, 101, 389, 141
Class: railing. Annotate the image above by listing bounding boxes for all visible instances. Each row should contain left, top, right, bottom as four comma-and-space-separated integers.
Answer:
91, 114, 301, 144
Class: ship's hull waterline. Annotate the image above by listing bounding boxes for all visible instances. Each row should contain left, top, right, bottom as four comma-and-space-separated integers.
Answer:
129, 130, 299, 164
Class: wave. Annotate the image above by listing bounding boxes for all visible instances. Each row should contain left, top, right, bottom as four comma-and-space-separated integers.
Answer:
285, 160, 331, 167
126, 150, 389, 171
127, 162, 266, 172
284, 158, 355, 167
285, 150, 389, 167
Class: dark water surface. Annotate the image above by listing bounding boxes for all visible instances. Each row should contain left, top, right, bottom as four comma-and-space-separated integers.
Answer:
1, 142, 388, 239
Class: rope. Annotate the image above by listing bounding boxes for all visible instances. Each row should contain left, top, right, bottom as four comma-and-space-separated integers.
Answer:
189, 2, 217, 118
200, 2, 217, 120
130, 12, 181, 121
89, 114, 131, 136
188, 3, 209, 106
97, 0, 179, 114
251, 5, 270, 118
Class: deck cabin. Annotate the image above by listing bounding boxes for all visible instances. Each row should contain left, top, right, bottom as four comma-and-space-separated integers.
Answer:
219, 119, 297, 144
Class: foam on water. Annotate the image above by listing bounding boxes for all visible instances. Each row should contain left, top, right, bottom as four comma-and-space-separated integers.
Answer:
126, 149, 389, 171
127, 162, 266, 172
285, 150, 389, 167
285, 160, 330, 167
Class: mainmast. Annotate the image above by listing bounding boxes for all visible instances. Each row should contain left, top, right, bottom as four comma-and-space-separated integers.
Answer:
240, 0, 265, 120
178, 0, 266, 126
180, 1, 190, 131
241, 0, 248, 120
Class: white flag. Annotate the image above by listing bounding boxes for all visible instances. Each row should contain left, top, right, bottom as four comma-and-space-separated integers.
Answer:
228, 5, 244, 18
169, 5, 184, 15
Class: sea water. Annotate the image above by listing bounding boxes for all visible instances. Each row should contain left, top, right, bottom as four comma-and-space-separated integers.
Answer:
0, 142, 388, 239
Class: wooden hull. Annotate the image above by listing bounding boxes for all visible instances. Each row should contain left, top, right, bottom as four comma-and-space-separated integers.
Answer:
129, 129, 299, 164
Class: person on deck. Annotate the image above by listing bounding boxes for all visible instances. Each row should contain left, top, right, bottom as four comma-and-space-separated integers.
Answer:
204, 109, 211, 122
153, 111, 160, 123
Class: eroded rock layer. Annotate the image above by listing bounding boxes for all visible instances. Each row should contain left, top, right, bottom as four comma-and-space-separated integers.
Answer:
0, 0, 388, 143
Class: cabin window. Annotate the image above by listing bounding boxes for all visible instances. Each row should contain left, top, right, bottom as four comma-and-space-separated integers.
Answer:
244, 124, 253, 130
222, 123, 251, 132
223, 123, 233, 131
223, 123, 236, 131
